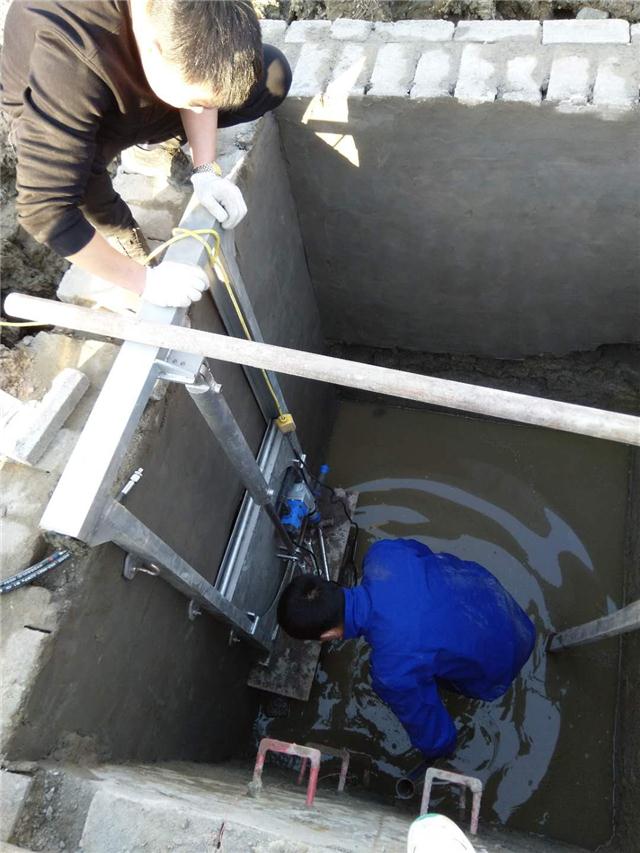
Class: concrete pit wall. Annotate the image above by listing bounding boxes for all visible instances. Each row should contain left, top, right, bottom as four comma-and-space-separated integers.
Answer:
1, 117, 330, 765
269, 17, 640, 358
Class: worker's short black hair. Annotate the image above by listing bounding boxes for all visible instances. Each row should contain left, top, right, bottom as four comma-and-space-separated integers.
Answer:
148, 0, 263, 110
277, 575, 345, 641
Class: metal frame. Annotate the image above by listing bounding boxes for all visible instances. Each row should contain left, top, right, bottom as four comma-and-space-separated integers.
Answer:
40, 200, 301, 653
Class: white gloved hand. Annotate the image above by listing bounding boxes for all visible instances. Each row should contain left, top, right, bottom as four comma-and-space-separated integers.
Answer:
190, 171, 247, 230
143, 261, 209, 308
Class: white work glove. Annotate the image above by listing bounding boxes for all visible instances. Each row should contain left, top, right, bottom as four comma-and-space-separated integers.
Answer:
143, 261, 209, 308
191, 171, 247, 230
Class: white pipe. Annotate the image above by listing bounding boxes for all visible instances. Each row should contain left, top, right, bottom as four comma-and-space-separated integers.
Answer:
5, 293, 640, 447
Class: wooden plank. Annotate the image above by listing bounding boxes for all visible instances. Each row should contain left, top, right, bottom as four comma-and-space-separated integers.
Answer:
6, 293, 640, 447
247, 491, 358, 700
547, 600, 640, 652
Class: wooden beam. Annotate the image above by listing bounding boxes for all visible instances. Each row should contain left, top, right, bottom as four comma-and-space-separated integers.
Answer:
5, 292, 640, 447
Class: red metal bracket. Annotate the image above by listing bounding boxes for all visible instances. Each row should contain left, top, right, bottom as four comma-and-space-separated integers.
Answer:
420, 767, 483, 835
252, 738, 321, 807
299, 742, 351, 793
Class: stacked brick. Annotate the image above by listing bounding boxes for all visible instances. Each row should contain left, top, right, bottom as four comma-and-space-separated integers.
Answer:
261, 17, 639, 111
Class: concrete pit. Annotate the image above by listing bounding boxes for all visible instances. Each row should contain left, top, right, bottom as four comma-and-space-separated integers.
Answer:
1, 14, 639, 853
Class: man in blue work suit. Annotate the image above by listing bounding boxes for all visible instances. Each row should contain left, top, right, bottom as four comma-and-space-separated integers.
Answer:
277, 539, 536, 760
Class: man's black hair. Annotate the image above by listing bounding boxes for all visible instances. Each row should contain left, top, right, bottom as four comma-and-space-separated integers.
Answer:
277, 575, 345, 641
148, 0, 263, 110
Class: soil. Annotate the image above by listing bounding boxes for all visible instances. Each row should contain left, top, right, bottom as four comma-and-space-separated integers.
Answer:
256, 0, 640, 23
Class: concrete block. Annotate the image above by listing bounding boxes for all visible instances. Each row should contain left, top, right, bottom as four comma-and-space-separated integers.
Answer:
576, 6, 609, 18
285, 20, 330, 43
326, 43, 373, 97
384, 20, 455, 42
0, 771, 32, 842
57, 264, 141, 314
290, 43, 335, 96
330, 18, 372, 42
455, 44, 498, 104
502, 53, 545, 104
631, 23, 640, 43
593, 55, 639, 108
368, 43, 419, 97
455, 20, 541, 43
543, 20, 630, 44
0, 369, 89, 465
547, 55, 591, 105
0, 627, 51, 752
259, 19, 287, 45
410, 46, 455, 99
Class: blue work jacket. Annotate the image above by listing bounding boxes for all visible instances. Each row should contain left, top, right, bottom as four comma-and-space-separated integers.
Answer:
343, 539, 536, 759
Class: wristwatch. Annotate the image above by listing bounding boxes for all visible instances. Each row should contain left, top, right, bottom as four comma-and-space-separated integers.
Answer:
192, 161, 222, 177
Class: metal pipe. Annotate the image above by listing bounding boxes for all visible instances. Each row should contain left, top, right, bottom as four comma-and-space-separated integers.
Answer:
186, 365, 294, 553
395, 760, 429, 800
317, 527, 330, 580
6, 293, 640, 447
547, 599, 640, 652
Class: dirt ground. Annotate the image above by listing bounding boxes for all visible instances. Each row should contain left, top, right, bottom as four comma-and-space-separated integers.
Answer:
257, 0, 640, 23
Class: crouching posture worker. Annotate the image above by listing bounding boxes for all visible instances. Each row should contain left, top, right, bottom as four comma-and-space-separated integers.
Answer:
278, 539, 536, 760
1, 0, 291, 307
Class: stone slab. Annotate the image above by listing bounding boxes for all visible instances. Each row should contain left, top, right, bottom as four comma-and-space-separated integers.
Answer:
369, 43, 419, 97
290, 43, 335, 96
285, 20, 330, 43
455, 20, 541, 43
330, 18, 372, 42
411, 45, 457, 99
247, 492, 358, 700
593, 55, 640, 107
0, 772, 31, 843
0, 368, 89, 465
326, 43, 374, 98
631, 23, 640, 43
547, 55, 592, 104
576, 7, 610, 19
455, 43, 499, 104
543, 19, 630, 44
259, 19, 287, 46
502, 53, 546, 105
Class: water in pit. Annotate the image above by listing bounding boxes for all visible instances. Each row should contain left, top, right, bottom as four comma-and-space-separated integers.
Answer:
257, 400, 630, 850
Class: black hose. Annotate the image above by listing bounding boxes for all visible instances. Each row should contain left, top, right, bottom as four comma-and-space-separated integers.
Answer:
0, 549, 71, 594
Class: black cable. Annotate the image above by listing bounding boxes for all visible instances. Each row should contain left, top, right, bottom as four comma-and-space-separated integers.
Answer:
295, 542, 322, 576
295, 456, 361, 585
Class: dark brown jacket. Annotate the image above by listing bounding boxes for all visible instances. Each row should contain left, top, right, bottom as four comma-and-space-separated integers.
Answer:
1, 1, 181, 255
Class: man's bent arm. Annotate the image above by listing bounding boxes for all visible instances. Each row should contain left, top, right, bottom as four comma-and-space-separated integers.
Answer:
67, 233, 146, 294
180, 107, 218, 167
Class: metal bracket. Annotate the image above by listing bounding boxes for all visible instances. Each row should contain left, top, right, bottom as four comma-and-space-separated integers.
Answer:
123, 553, 160, 580
154, 354, 202, 385
187, 600, 202, 621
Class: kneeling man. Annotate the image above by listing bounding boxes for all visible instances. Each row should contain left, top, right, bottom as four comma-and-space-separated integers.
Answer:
278, 539, 535, 760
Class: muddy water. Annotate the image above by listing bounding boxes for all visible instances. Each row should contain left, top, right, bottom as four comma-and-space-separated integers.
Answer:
258, 401, 630, 849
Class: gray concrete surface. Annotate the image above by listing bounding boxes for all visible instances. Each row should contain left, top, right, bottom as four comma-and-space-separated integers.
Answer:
0, 771, 31, 842
1, 116, 331, 764
278, 96, 639, 358
10, 762, 592, 853
233, 114, 334, 464
614, 449, 640, 852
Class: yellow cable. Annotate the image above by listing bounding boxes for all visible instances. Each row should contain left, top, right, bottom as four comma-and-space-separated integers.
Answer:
1, 226, 293, 426
146, 227, 289, 422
